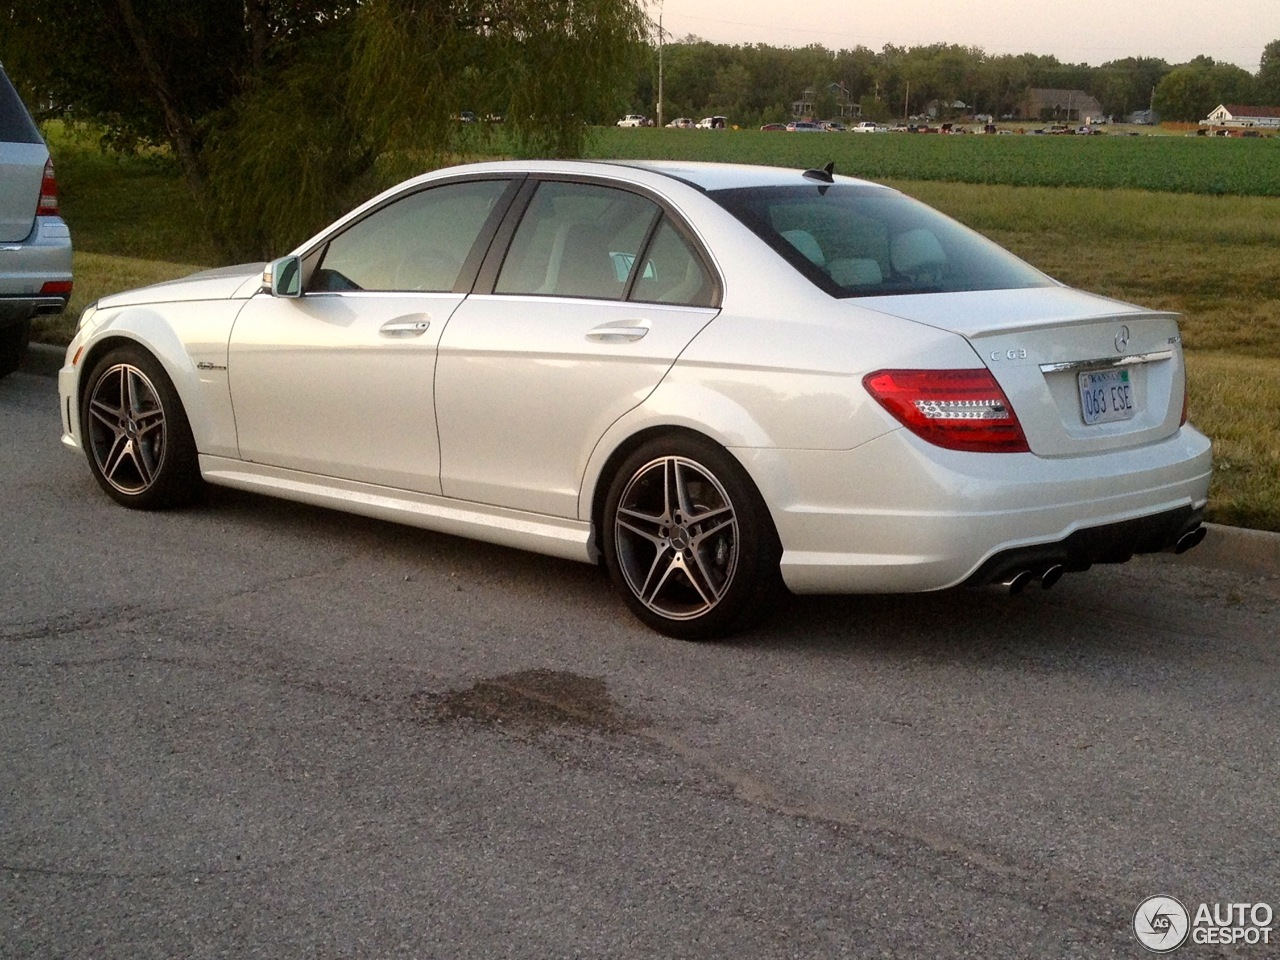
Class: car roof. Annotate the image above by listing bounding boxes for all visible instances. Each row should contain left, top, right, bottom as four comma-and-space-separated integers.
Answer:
618, 160, 834, 189
295, 159, 895, 252
416, 158, 883, 193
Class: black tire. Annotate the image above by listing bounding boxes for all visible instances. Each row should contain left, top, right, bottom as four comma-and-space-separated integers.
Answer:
602, 434, 783, 640
0, 319, 31, 379
79, 345, 202, 509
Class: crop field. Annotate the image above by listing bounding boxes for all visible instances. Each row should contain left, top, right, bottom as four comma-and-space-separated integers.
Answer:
588, 127, 1280, 196
34, 125, 1280, 531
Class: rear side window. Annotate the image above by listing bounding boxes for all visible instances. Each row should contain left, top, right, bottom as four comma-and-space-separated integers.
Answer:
495, 181, 659, 300
0, 70, 42, 144
631, 218, 716, 307
494, 180, 719, 307
708, 184, 1052, 298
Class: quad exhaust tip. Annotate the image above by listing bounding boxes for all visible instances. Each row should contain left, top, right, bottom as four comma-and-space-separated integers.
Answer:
1174, 526, 1207, 554
1002, 523, 1206, 594
1004, 564, 1065, 594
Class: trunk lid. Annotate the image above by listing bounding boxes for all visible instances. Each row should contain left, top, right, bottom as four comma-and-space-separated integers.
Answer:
858, 286, 1187, 457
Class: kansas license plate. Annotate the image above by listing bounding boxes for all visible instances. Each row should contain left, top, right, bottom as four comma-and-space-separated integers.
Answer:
1078, 368, 1135, 425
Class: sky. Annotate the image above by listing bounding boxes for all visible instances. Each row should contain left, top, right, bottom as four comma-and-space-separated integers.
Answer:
654, 0, 1275, 73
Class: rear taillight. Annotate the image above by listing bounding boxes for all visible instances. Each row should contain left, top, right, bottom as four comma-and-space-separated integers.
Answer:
38, 157, 59, 216
40, 280, 72, 297
863, 368, 1030, 453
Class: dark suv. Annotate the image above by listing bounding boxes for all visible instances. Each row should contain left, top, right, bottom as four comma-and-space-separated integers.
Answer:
1, 64, 72, 377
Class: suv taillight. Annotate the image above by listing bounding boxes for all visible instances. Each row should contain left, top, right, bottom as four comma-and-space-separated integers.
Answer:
38, 157, 59, 216
863, 368, 1030, 453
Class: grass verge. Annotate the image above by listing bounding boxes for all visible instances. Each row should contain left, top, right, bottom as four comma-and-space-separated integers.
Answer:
31, 252, 210, 346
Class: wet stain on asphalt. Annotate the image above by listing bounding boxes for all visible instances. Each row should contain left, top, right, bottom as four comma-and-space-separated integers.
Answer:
414, 669, 637, 735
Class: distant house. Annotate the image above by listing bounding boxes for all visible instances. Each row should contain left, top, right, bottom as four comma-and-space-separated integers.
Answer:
1203, 104, 1280, 129
792, 82, 860, 120
926, 100, 968, 119
1014, 88, 1104, 123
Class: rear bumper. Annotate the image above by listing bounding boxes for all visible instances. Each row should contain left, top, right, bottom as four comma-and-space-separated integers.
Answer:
0, 215, 72, 321
734, 424, 1213, 594
962, 503, 1204, 587
0, 295, 68, 323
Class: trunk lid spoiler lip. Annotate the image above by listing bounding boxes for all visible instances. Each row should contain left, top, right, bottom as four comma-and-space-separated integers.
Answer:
843, 286, 1179, 341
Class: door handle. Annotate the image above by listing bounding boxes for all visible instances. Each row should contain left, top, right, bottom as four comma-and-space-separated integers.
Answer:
379, 316, 431, 337
586, 321, 649, 343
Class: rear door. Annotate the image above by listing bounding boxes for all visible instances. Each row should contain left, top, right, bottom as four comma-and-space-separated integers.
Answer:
435, 177, 721, 518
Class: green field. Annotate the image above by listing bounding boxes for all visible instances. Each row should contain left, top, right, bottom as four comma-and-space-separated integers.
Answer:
37, 125, 1280, 531
589, 127, 1280, 196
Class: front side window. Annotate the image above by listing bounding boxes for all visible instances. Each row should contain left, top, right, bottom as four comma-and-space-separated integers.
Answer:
310, 179, 509, 293
708, 184, 1053, 298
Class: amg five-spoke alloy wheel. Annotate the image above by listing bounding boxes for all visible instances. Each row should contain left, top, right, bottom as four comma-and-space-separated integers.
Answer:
81, 346, 201, 509
603, 435, 783, 640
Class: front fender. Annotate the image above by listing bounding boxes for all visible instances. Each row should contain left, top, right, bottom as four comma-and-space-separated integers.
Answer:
67, 300, 245, 458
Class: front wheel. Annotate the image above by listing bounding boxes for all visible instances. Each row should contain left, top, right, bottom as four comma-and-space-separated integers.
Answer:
603, 435, 783, 640
80, 346, 202, 509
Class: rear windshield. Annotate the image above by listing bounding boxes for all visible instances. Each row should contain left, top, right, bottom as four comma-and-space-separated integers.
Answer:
707, 184, 1053, 298
0, 68, 43, 144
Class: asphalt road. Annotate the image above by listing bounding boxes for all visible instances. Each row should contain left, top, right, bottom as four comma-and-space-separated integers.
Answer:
4, 369, 1279, 959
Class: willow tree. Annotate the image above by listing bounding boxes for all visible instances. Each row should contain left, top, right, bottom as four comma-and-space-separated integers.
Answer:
1, 0, 649, 259
204, 0, 650, 258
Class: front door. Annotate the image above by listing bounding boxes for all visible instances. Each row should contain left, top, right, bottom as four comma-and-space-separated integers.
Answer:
228, 178, 514, 494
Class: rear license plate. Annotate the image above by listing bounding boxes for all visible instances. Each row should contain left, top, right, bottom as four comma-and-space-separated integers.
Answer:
1078, 368, 1135, 425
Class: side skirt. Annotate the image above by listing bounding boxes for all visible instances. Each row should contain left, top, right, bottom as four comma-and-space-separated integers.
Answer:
198, 455, 595, 564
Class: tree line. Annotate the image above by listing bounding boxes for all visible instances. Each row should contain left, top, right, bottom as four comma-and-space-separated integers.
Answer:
2, 1, 1277, 260
633, 38, 1280, 127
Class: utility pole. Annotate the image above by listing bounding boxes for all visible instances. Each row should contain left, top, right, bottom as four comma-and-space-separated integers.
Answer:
657, 6, 665, 128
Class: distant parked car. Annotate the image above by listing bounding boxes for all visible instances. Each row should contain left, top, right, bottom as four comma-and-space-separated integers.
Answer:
1, 64, 72, 378
851, 121, 884, 133
786, 121, 826, 133
760, 123, 787, 131
821, 121, 847, 132
695, 116, 728, 129
617, 115, 650, 128
666, 117, 694, 129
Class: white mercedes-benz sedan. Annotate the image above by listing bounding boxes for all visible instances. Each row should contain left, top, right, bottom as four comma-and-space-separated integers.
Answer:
58, 160, 1212, 638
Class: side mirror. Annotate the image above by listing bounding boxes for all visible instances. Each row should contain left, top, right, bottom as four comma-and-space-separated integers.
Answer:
263, 255, 302, 298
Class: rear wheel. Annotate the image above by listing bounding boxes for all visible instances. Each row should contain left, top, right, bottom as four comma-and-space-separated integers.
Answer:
603, 435, 783, 640
80, 346, 202, 509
